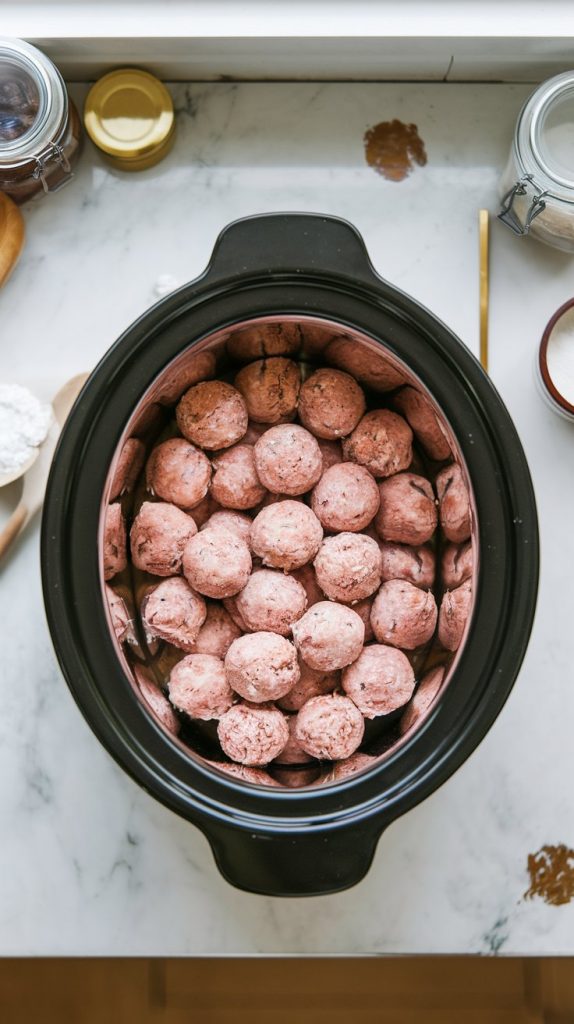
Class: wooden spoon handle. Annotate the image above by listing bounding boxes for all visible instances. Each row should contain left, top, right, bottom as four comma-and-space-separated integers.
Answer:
0, 503, 29, 561
0, 193, 25, 288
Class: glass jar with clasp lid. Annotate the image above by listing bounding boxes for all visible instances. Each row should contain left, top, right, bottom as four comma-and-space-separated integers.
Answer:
499, 71, 574, 253
0, 37, 82, 204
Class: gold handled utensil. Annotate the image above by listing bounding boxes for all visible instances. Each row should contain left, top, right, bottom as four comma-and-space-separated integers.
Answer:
479, 209, 490, 372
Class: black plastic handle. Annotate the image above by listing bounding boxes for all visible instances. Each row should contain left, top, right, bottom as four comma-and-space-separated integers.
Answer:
204, 821, 382, 898
204, 212, 378, 287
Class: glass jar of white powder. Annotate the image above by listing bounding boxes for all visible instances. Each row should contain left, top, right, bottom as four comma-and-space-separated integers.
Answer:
499, 72, 574, 253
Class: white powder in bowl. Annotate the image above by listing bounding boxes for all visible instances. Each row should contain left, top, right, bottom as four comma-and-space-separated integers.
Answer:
547, 306, 574, 405
0, 383, 53, 475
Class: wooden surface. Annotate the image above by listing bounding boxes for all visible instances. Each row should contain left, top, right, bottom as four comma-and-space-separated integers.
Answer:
0, 958, 573, 1023
0, 192, 25, 288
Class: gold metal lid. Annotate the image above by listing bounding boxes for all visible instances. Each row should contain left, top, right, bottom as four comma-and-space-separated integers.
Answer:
84, 69, 175, 170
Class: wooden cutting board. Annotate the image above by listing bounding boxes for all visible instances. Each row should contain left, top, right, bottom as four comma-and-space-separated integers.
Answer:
0, 191, 25, 287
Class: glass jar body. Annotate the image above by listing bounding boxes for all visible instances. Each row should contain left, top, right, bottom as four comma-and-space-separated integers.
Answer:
0, 39, 82, 203
498, 72, 574, 253
0, 96, 82, 203
499, 149, 574, 253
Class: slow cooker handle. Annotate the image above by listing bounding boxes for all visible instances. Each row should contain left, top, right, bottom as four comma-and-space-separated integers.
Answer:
204, 820, 383, 897
204, 212, 378, 286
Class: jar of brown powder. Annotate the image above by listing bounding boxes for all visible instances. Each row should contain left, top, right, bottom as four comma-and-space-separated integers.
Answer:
0, 38, 82, 203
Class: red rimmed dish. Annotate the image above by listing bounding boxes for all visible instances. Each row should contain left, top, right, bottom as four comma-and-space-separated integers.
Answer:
537, 298, 574, 421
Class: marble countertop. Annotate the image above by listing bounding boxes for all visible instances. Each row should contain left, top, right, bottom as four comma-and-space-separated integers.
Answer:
2, 82, 574, 956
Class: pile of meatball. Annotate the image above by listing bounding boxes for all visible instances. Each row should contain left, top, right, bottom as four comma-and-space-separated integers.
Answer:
103, 321, 474, 788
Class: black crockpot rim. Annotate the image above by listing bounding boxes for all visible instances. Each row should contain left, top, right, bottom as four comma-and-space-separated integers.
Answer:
41, 213, 539, 841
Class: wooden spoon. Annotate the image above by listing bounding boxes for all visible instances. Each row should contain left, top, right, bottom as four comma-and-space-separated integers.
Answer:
0, 373, 89, 561
0, 192, 25, 287
0, 447, 39, 488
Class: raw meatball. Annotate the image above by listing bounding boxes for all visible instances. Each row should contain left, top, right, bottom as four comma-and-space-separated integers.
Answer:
379, 541, 436, 589
438, 578, 472, 651
146, 438, 211, 510
134, 666, 180, 735
342, 644, 415, 718
375, 472, 437, 545
400, 666, 446, 735
200, 509, 252, 548
206, 760, 281, 786
342, 409, 413, 478
298, 368, 366, 439
436, 463, 472, 543
235, 569, 307, 635
295, 693, 364, 760
292, 601, 365, 671
311, 463, 380, 532
251, 501, 323, 570
130, 402, 163, 438
140, 577, 207, 651
289, 564, 325, 607
235, 357, 301, 424
217, 702, 289, 765
103, 503, 127, 580
277, 660, 339, 712
225, 631, 300, 702
168, 653, 234, 720
314, 533, 382, 603
187, 492, 221, 528
223, 595, 250, 633
210, 444, 266, 510
441, 540, 473, 589
242, 421, 268, 445
109, 438, 146, 500
317, 438, 343, 471
156, 350, 216, 405
300, 321, 343, 356
273, 716, 313, 764
176, 380, 248, 450
329, 752, 376, 781
254, 423, 322, 495
183, 527, 251, 598
257, 490, 306, 510
187, 601, 242, 658
130, 501, 197, 576
325, 336, 406, 391
352, 597, 375, 642
227, 321, 301, 361
105, 584, 135, 644
370, 579, 438, 650
393, 386, 451, 461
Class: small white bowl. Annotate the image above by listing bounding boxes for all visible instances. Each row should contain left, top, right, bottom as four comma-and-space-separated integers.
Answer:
536, 298, 574, 422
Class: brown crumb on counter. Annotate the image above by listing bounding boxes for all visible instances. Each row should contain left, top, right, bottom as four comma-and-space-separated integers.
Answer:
524, 844, 574, 906
364, 119, 427, 182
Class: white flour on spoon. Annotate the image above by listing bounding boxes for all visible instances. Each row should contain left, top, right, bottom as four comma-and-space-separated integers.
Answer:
0, 383, 52, 475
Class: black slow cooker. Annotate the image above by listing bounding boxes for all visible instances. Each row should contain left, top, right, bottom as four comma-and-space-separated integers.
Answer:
41, 213, 538, 896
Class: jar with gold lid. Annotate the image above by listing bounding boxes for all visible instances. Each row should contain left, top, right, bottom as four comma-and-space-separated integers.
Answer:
0, 38, 82, 204
84, 69, 175, 171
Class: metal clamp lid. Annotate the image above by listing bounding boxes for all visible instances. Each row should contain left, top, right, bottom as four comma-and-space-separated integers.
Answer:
498, 174, 548, 236
31, 140, 73, 193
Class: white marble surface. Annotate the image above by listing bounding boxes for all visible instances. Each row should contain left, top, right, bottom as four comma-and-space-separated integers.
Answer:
2, 82, 574, 955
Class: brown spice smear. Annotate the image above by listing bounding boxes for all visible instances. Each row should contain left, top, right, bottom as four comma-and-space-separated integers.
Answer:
364, 119, 427, 182
524, 844, 574, 906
